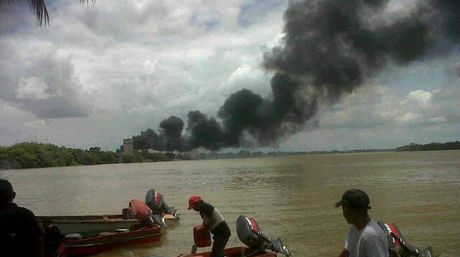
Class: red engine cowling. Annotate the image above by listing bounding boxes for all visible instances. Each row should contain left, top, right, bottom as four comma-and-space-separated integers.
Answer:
236, 215, 265, 250
378, 221, 404, 249
129, 199, 152, 222
378, 221, 433, 257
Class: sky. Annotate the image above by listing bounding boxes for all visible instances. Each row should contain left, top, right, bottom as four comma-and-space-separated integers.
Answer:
0, 0, 459, 152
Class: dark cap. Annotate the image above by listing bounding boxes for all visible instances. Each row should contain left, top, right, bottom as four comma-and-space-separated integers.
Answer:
0, 179, 13, 193
335, 189, 371, 210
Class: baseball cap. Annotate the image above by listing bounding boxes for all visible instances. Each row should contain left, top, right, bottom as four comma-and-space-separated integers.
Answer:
335, 188, 371, 210
188, 195, 202, 210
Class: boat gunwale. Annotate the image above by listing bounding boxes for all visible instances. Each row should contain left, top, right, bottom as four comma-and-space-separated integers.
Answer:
64, 229, 162, 247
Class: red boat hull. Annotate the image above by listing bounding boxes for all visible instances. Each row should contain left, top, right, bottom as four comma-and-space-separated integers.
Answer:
63, 226, 162, 256
178, 246, 277, 257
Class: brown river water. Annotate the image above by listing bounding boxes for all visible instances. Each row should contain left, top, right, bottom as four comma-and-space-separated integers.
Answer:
1, 150, 459, 257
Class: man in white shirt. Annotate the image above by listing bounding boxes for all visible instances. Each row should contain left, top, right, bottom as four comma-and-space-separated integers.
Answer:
336, 189, 389, 257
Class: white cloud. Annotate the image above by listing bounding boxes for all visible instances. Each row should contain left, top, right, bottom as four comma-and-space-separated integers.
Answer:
24, 119, 46, 129
317, 84, 458, 133
428, 116, 447, 123
0, 44, 90, 119
0, 0, 458, 151
396, 112, 424, 124
0, 0, 287, 149
386, 0, 418, 16
16, 77, 51, 100
405, 90, 433, 109
279, 82, 460, 151
221, 64, 271, 96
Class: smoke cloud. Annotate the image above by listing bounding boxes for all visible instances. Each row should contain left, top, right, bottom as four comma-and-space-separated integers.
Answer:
186, 111, 223, 150
159, 116, 184, 151
134, 0, 460, 151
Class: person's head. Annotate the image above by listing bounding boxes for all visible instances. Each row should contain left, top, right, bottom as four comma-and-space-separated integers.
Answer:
335, 189, 371, 224
188, 195, 202, 211
0, 179, 15, 209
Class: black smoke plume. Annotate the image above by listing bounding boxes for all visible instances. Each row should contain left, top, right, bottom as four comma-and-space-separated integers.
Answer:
134, 0, 460, 151
429, 0, 460, 41
158, 116, 184, 151
132, 128, 158, 150
186, 111, 223, 150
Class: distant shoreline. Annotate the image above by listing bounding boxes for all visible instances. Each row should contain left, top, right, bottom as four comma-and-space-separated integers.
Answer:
1, 141, 459, 170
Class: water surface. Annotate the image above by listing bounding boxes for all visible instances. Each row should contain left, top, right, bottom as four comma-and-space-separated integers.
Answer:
2, 150, 459, 257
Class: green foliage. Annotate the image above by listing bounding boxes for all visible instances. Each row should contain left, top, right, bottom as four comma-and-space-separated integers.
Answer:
396, 141, 460, 151
120, 153, 143, 163
0, 146, 9, 169
0, 142, 118, 170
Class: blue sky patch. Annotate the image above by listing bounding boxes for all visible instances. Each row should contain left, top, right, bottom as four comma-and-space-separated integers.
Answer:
238, 0, 286, 28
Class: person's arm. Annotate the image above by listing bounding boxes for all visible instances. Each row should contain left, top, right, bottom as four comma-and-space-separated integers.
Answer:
338, 248, 349, 257
161, 199, 171, 214
201, 212, 212, 230
35, 236, 45, 257
200, 204, 214, 230
202, 218, 210, 229
23, 209, 45, 257
340, 232, 350, 257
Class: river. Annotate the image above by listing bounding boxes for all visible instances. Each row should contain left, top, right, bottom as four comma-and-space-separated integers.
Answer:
1, 150, 459, 257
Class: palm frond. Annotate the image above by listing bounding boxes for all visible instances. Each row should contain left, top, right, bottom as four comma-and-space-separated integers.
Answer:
1, 0, 96, 26
31, 0, 95, 26
80, 0, 95, 6
30, 0, 49, 25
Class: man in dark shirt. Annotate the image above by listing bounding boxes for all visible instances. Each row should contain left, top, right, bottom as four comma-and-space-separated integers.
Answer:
188, 195, 231, 257
0, 179, 44, 257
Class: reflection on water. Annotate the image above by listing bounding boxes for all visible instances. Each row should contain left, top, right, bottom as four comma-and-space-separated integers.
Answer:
1, 150, 460, 257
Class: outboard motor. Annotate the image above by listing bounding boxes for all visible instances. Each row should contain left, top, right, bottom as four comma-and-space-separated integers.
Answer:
44, 225, 66, 257
151, 213, 167, 228
378, 221, 434, 257
236, 215, 291, 257
145, 189, 179, 219
145, 189, 180, 227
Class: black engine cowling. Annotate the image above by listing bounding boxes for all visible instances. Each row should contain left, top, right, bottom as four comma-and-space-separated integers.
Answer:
236, 215, 291, 257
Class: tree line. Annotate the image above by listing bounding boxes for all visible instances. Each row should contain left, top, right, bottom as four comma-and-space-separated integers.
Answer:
0, 142, 178, 170
2, 140, 459, 170
0, 143, 119, 169
395, 141, 460, 151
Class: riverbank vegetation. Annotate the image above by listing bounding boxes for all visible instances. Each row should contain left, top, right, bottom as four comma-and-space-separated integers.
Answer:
395, 141, 460, 151
0, 142, 176, 170
1, 141, 459, 170
0, 143, 118, 169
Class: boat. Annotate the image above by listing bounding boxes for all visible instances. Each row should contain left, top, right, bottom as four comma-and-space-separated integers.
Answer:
37, 214, 138, 236
63, 225, 162, 256
178, 215, 291, 257
37, 213, 177, 236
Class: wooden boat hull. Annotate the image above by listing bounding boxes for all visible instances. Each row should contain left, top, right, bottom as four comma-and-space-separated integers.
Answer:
178, 247, 278, 257
37, 214, 176, 236
63, 226, 162, 256
38, 214, 137, 236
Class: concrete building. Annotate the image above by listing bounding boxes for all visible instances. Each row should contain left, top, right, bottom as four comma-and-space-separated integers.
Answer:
123, 138, 133, 155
